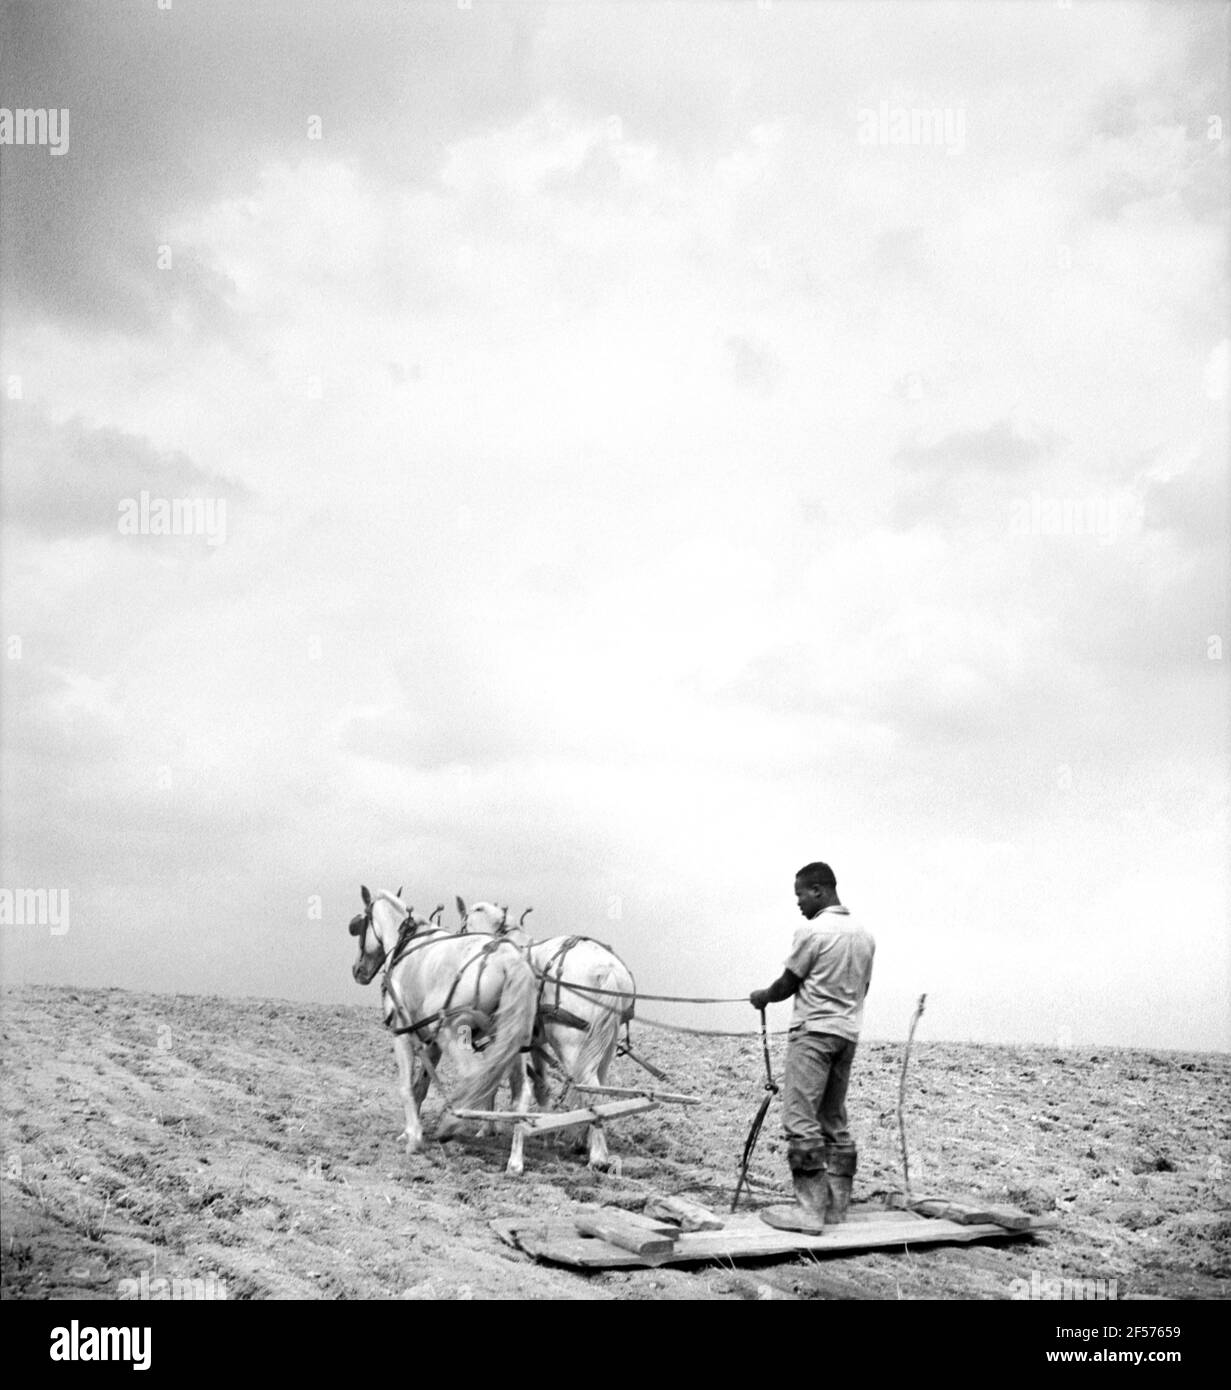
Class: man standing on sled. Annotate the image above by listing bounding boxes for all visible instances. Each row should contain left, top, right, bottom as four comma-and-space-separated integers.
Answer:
749, 861, 875, 1231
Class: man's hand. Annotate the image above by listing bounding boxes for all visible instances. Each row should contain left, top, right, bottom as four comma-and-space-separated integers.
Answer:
750, 970, 802, 1010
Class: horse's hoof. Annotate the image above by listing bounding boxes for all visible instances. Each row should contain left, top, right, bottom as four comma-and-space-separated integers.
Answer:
587, 1156, 612, 1173
506, 1160, 524, 1177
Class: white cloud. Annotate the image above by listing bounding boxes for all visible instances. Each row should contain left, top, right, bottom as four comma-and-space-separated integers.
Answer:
1, 2, 1226, 1048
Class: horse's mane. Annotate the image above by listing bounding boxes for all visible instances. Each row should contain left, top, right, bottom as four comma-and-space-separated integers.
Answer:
376, 890, 442, 938
468, 901, 505, 925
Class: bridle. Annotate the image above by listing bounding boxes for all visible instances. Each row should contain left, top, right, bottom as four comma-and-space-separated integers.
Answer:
350, 893, 419, 978
354, 894, 533, 1049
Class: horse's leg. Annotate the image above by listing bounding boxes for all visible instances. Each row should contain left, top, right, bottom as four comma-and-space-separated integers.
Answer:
475, 1088, 496, 1140
528, 1022, 551, 1108
411, 1042, 437, 1110
504, 1053, 531, 1177
551, 1032, 591, 1158
394, 1035, 424, 1157
585, 1026, 621, 1171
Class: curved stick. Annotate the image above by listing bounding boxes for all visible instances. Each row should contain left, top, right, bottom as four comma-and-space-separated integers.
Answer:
731, 1009, 778, 1212
897, 993, 927, 1200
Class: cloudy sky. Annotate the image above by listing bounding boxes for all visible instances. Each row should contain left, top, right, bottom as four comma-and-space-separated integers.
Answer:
1, 0, 1227, 1050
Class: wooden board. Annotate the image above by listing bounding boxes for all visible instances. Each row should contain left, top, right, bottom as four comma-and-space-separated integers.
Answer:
523, 1097, 656, 1134
573, 1084, 702, 1106
910, 1198, 1034, 1231
491, 1207, 1050, 1269
576, 1207, 678, 1236
574, 1207, 678, 1261
644, 1194, 726, 1232
448, 1097, 656, 1133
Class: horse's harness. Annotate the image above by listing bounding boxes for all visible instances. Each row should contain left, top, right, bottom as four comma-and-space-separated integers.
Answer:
533, 936, 598, 1030
357, 900, 516, 1050
361, 900, 632, 1044
498, 927, 632, 1032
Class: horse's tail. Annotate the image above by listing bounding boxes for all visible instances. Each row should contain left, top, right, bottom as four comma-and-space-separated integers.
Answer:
574, 961, 629, 1084
449, 948, 537, 1112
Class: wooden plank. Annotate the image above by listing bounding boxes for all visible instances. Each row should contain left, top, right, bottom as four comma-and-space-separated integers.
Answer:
617, 1043, 671, 1082
979, 1203, 1038, 1232
490, 1210, 1043, 1269
522, 1097, 656, 1134
911, 1198, 993, 1223
574, 1207, 678, 1262
585, 1208, 678, 1236
911, 1197, 1033, 1231
644, 1194, 726, 1232
448, 1096, 656, 1130
572, 1084, 702, 1106
449, 1109, 537, 1123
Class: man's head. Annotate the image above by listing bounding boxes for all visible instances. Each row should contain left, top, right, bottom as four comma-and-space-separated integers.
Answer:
794, 861, 839, 918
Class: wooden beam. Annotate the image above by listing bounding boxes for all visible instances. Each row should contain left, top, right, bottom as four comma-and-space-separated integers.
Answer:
521, 1097, 657, 1134
449, 1109, 536, 1123
451, 1097, 661, 1132
579, 1207, 677, 1236
492, 1210, 1046, 1269
910, 1198, 1033, 1231
574, 1208, 678, 1262
572, 1083, 702, 1106
618, 1043, 671, 1082
645, 1194, 725, 1232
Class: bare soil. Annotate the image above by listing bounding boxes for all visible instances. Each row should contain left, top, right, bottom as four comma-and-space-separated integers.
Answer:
2, 985, 1227, 1301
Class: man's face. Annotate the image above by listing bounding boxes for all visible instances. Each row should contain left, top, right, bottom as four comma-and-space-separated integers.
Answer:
795, 877, 825, 918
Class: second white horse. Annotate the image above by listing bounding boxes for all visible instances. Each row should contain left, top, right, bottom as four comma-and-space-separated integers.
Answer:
457, 898, 636, 1170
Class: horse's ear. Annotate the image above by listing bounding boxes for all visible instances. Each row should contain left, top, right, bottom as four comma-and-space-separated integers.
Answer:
361, 885, 372, 906
455, 895, 467, 919
396, 885, 403, 899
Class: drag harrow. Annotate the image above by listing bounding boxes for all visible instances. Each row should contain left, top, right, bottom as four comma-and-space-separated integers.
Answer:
450, 1082, 701, 1134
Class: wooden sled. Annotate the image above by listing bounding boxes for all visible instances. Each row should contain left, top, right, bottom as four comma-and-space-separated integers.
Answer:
492, 1198, 1055, 1269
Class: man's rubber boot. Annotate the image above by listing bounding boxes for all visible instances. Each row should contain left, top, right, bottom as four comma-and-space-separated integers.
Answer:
825, 1142, 857, 1224
761, 1145, 829, 1233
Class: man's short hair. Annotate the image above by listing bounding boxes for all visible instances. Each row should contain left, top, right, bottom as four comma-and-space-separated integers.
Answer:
795, 861, 837, 891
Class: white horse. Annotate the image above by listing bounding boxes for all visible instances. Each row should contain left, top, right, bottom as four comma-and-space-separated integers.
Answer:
348, 886, 538, 1176
456, 898, 636, 1171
